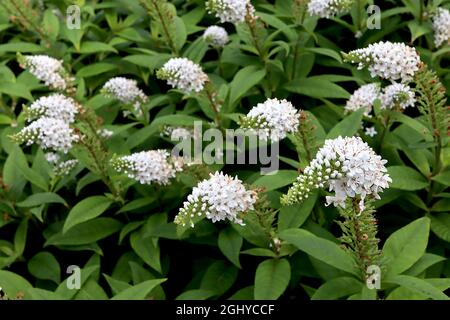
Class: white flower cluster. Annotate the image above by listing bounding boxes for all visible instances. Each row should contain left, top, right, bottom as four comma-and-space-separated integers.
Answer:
240, 98, 300, 141
13, 117, 79, 153
206, 0, 254, 24
174, 171, 258, 227
26, 94, 79, 123
345, 41, 421, 82
162, 126, 194, 141
380, 83, 415, 110
345, 84, 380, 116
111, 150, 184, 185
20, 55, 71, 90
157, 58, 209, 93
102, 77, 148, 114
203, 26, 229, 47
432, 8, 450, 48
53, 159, 79, 176
282, 136, 391, 211
307, 0, 353, 19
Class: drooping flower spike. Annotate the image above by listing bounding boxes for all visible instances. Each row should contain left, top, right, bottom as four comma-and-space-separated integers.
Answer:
307, 0, 353, 19
24, 94, 79, 123
111, 149, 184, 185
101, 77, 148, 115
203, 26, 230, 47
380, 83, 415, 110
281, 136, 391, 211
174, 171, 258, 228
345, 83, 380, 116
344, 41, 421, 83
157, 58, 209, 93
239, 98, 300, 141
432, 8, 450, 48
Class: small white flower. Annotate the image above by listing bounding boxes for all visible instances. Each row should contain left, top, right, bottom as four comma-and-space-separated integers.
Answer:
206, 0, 255, 24
345, 41, 421, 82
26, 94, 79, 123
174, 171, 258, 227
20, 55, 71, 90
364, 126, 377, 137
111, 149, 183, 185
240, 98, 300, 141
13, 117, 79, 153
282, 136, 391, 211
307, 0, 353, 19
157, 58, 209, 93
97, 128, 114, 139
162, 126, 194, 141
203, 26, 229, 47
345, 84, 380, 116
380, 83, 415, 110
45, 152, 60, 164
102, 77, 148, 115
432, 8, 450, 48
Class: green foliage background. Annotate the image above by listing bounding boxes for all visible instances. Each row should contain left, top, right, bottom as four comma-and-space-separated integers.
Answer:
0, 0, 449, 300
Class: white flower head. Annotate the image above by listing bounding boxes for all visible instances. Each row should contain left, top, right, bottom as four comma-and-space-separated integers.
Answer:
157, 58, 209, 93
345, 41, 421, 82
345, 84, 380, 116
203, 26, 229, 47
20, 55, 72, 90
282, 136, 391, 211
13, 117, 79, 153
206, 0, 255, 24
380, 83, 415, 110
174, 171, 258, 227
111, 149, 184, 185
53, 159, 79, 176
102, 77, 148, 114
307, 0, 353, 19
45, 152, 60, 164
240, 98, 300, 141
97, 128, 114, 139
364, 126, 377, 137
25, 94, 79, 123
432, 8, 450, 48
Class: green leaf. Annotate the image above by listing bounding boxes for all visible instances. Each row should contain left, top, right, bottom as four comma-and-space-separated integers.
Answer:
176, 289, 216, 300
17, 192, 67, 208
200, 261, 238, 296
0, 82, 33, 100
111, 279, 167, 300
382, 217, 430, 277
25, 288, 64, 300
386, 275, 449, 300
252, 170, 298, 191
123, 54, 171, 70
45, 218, 122, 246
0, 42, 44, 53
326, 109, 365, 139
76, 63, 117, 78
79, 41, 118, 54
130, 232, 161, 273
63, 196, 113, 233
104, 274, 131, 295
428, 213, 450, 242
218, 227, 242, 268
174, 16, 187, 52
279, 229, 358, 276
387, 166, 428, 191
43, 9, 60, 41
28, 252, 60, 283
311, 277, 363, 300
304, 48, 342, 63
404, 253, 446, 276
0, 270, 32, 297
432, 170, 450, 185
431, 199, 450, 212
229, 66, 266, 106
285, 77, 350, 99
14, 218, 28, 257
278, 192, 318, 230
407, 20, 432, 43
254, 258, 291, 300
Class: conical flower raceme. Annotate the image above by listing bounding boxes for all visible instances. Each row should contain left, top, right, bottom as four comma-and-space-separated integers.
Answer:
281, 136, 391, 211
344, 41, 421, 83
19, 55, 73, 90
380, 83, 415, 110
345, 83, 380, 116
432, 8, 450, 48
206, 0, 255, 24
157, 58, 209, 93
240, 98, 300, 141
25, 94, 79, 123
101, 77, 148, 115
203, 26, 230, 47
307, 0, 353, 19
174, 171, 258, 228
111, 149, 184, 185
12, 117, 79, 153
